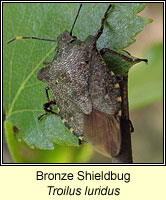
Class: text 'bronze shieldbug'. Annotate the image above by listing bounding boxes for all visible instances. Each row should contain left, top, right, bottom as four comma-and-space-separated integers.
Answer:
7, 4, 147, 158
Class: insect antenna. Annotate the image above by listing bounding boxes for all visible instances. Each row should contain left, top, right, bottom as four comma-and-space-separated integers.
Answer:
7, 36, 57, 45
70, 3, 82, 36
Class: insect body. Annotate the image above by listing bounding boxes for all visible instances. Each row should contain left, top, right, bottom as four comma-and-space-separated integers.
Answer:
38, 32, 122, 157
7, 4, 147, 158
37, 4, 122, 157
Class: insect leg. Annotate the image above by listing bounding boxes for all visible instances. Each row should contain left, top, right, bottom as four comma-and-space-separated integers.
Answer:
100, 48, 148, 63
127, 119, 134, 133
45, 86, 50, 102
38, 87, 58, 120
94, 4, 112, 42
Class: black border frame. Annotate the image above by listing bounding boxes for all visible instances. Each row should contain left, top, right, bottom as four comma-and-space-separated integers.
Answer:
1, 0, 165, 166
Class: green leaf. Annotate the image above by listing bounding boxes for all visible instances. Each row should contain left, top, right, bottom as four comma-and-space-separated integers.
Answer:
101, 3, 152, 74
4, 120, 93, 163
102, 3, 152, 49
3, 3, 150, 162
103, 50, 146, 74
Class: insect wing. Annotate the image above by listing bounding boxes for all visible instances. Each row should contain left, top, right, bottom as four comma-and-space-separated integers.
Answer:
84, 109, 121, 157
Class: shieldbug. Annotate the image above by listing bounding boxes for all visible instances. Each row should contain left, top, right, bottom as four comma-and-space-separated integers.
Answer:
7, 3, 147, 158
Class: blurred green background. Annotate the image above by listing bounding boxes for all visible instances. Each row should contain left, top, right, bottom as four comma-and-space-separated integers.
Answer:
3, 3, 163, 163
